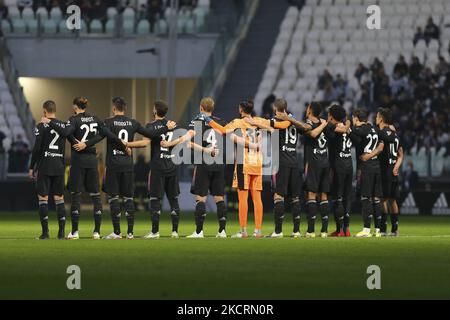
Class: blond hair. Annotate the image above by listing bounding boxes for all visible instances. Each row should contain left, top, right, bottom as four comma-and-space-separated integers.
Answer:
200, 97, 215, 113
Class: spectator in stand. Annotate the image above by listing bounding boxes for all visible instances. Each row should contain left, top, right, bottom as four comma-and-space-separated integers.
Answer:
17, 0, 33, 9
148, 0, 164, 27
424, 16, 440, 43
89, 0, 107, 21
403, 161, 419, 191
409, 56, 423, 81
356, 80, 371, 108
261, 93, 276, 119
393, 55, 408, 77
435, 56, 449, 77
317, 69, 333, 90
8, 134, 30, 173
413, 27, 426, 46
333, 74, 348, 102
322, 81, 336, 102
354, 62, 369, 84
0, 0, 8, 19
390, 70, 409, 100
370, 57, 384, 75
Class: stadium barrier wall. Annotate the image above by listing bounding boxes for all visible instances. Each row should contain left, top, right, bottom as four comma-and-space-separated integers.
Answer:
1, 181, 449, 216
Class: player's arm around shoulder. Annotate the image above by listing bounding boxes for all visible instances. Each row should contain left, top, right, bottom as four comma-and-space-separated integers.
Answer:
42, 116, 75, 137
308, 118, 327, 138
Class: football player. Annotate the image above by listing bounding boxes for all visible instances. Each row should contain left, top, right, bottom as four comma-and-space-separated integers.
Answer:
29, 101, 67, 240
42, 97, 121, 239
160, 97, 228, 238
73, 97, 175, 239
125, 101, 181, 239
376, 108, 403, 236
349, 109, 384, 237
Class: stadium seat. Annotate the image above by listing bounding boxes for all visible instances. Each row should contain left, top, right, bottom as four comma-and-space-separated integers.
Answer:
328, 17, 342, 29
11, 19, 26, 33
312, 16, 326, 29
22, 7, 34, 20
156, 19, 168, 34
26, 19, 39, 34
7, 6, 20, 20
353, 41, 366, 52
123, 7, 136, 21
107, 7, 118, 19
335, 30, 348, 42
297, 16, 311, 30
314, 6, 327, 17
90, 19, 103, 33
286, 6, 299, 17
389, 41, 402, 53
341, 6, 354, 17
323, 42, 338, 54
58, 20, 72, 34
198, 0, 210, 8
50, 7, 62, 22
105, 18, 116, 34
136, 19, 150, 35
123, 20, 135, 35
43, 19, 57, 34
36, 7, 49, 20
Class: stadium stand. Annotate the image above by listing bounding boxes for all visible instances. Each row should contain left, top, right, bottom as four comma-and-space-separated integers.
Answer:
254, 0, 450, 177
0, 0, 211, 35
0, 37, 33, 152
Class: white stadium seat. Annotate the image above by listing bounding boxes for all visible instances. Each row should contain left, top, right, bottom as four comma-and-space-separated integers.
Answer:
36, 7, 49, 20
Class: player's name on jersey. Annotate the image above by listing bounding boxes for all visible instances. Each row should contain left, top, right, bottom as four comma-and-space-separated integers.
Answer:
432, 193, 450, 216
113, 120, 133, 126
80, 116, 95, 122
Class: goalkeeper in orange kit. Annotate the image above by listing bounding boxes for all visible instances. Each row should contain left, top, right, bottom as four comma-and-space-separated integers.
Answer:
204, 100, 291, 238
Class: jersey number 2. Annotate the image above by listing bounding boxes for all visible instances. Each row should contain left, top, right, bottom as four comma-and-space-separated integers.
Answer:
49, 130, 60, 150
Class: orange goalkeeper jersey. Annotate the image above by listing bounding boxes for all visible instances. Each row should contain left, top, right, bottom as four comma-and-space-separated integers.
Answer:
210, 117, 290, 176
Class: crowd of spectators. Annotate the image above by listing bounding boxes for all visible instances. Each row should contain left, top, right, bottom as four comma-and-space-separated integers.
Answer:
311, 52, 450, 156
0, 0, 200, 22
0, 129, 30, 180
353, 53, 450, 156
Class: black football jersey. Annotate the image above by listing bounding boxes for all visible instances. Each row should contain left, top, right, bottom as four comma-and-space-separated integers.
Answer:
103, 115, 141, 172
273, 114, 302, 168
49, 112, 103, 168
101, 115, 170, 172
304, 120, 335, 168
378, 127, 401, 174
349, 123, 380, 173
328, 131, 353, 173
188, 115, 225, 171
148, 118, 178, 175
29, 119, 66, 175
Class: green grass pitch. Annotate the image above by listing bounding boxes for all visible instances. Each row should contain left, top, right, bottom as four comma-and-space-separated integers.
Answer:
0, 211, 449, 300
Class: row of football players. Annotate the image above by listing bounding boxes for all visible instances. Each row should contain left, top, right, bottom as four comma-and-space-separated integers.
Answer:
262, 101, 404, 238
29, 95, 402, 239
